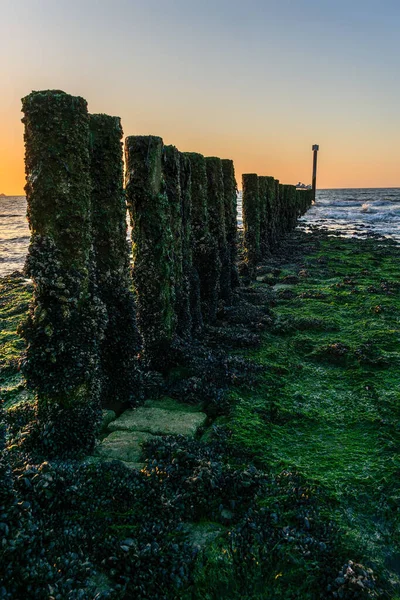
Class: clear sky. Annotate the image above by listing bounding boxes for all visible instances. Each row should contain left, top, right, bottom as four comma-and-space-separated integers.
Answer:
1, 0, 399, 194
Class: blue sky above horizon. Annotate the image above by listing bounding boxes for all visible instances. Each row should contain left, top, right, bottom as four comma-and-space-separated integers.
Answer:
1, 0, 399, 193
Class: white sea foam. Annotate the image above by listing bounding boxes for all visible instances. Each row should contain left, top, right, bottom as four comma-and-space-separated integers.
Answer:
300, 188, 400, 241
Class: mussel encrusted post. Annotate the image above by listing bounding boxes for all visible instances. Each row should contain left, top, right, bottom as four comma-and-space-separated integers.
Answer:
205, 157, 229, 306
258, 176, 270, 259
163, 146, 191, 340
278, 183, 284, 239
125, 136, 175, 368
89, 114, 140, 407
242, 173, 260, 276
265, 176, 276, 251
179, 152, 196, 339
20, 90, 106, 457
222, 158, 240, 293
0, 407, 14, 518
184, 152, 218, 326
272, 179, 280, 248
288, 184, 298, 231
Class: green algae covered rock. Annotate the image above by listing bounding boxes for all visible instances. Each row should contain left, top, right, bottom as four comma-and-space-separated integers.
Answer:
222, 159, 239, 291
125, 135, 175, 368
108, 405, 207, 437
101, 408, 117, 432
95, 429, 155, 462
20, 90, 106, 457
242, 173, 260, 275
89, 114, 141, 408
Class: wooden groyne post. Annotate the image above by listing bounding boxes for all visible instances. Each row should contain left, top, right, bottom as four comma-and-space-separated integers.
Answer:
21, 90, 106, 456
312, 144, 319, 203
89, 114, 140, 407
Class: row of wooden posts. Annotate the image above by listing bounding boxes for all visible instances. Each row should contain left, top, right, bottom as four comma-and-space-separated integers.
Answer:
242, 175, 312, 276
20, 90, 312, 456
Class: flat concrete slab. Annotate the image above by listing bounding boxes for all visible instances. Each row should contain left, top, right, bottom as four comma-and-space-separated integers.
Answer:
144, 397, 204, 413
95, 430, 155, 463
108, 406, 207, 437
101, 409, 117, 432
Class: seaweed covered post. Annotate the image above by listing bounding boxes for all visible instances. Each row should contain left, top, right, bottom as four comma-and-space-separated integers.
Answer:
205, 157, 229, 304
184, 152, 219, 326
280, 184, 289, 233
221, 159, 240, 291
89, 114, 140, 407
0, 407, 14, 520
179, 152, 198, 338
265, 176, 276, 251
258, 176, 270, 259
20, 90, 106, 457
288, 184, 298, 231
163, 146, 191, 340
125, 136, 175, 368
242, 173, 260, 276
273, 179, 280, 246
278, 183, 284, 239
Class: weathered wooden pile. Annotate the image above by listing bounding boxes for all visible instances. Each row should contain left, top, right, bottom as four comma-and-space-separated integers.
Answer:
20, 89, 312, 455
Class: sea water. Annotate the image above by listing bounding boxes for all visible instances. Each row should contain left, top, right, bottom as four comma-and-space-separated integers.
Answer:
1, 189, 399, 277
299, 188, 400, 240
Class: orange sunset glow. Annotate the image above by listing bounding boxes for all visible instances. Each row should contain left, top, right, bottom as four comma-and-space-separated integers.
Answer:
1, 1, 399, 194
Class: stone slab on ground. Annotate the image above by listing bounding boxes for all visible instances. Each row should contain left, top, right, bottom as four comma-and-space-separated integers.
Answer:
95, 430, 155, 463
101, 409, 117, 432
108, 406, 207, 437
144, 397, 204, 413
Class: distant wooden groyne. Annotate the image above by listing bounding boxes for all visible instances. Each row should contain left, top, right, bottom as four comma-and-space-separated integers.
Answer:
20, 89, 312, 456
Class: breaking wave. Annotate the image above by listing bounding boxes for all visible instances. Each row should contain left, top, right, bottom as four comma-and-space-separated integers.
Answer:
300, 188, 400, 242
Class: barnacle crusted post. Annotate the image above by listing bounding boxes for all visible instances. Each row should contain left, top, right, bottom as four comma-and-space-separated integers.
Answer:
205, 157, 229, 305
89, 114, 140, 407
20, 90, 105, 457
222, 159, 239, 290
272, 178, 280, 249
185, 152, 219, 325
278, 183, 284, 239
125, 135, 175, 368
178, 152, 195, 339
0, 406, 14, 516
242, 173, 260, 276
265, 176, 276, 251
258, 176, 270, 259
163, 145, 191, 340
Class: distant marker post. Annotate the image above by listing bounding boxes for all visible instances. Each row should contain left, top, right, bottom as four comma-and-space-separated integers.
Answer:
312, 144, 319, 203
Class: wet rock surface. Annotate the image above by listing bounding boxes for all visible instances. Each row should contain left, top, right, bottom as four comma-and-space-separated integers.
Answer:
95, 430, 155, 463
108, 406, 207, 437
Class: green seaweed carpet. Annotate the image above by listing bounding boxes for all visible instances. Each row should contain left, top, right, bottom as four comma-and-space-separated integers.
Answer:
1, 225, 399, 599
226, 227, 400, 596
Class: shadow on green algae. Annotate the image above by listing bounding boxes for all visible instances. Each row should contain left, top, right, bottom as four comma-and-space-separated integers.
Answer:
225, 231, 400, 597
